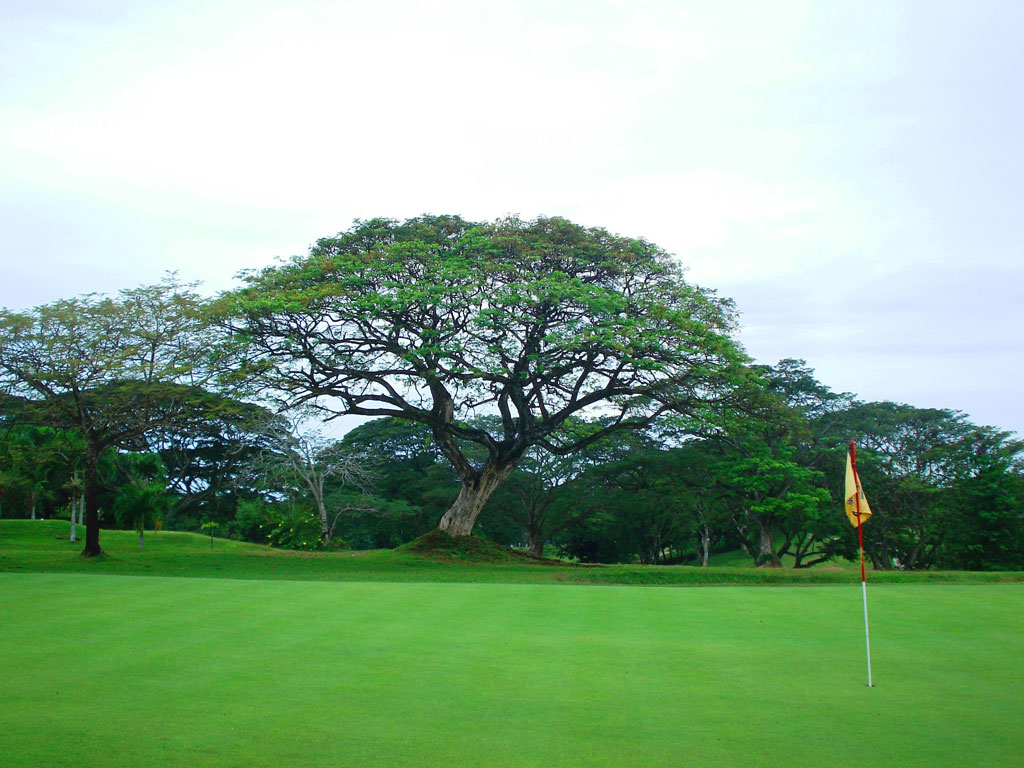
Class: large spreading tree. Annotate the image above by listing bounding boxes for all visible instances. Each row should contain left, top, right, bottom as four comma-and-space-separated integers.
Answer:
220, 215, 746, 537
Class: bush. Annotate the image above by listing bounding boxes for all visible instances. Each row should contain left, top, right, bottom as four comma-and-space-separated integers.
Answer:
265, 506, 347, 551
228, 498, 273, 544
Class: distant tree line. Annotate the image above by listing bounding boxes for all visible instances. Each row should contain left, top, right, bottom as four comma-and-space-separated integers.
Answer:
1, 216, 1021, 569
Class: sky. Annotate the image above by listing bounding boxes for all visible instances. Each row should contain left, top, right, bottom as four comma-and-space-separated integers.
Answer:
1, 0, 1021, 436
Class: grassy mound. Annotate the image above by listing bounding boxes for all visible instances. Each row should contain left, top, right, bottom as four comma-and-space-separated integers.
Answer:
398, 529, 567, 564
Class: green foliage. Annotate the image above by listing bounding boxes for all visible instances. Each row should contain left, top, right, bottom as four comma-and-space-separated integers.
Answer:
331, 491, 425, 550
0, 276, 225, 555
264, 505, 316, 550
220, 215, 747, 537
340, 417, 455, 545
938, 444, 1024, 570
710, 360, 854, 568
112, 482, 170, 534
227, 498, 273, 543
0, 426, 82, 519
264, 505, 348, 551
156, 397, 275, 530
836, 402, 1024, 570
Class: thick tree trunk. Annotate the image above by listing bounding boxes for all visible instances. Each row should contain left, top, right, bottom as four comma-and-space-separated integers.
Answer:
756, 519, 780, 567
525, 506, 546, 558
437, 463, 514, 537
527, 531, 544, 558
906, 536, 933, 570
81, 447, 103, 557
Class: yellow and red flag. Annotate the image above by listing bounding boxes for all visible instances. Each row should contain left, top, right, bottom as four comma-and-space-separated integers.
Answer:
844, 446, 872, 527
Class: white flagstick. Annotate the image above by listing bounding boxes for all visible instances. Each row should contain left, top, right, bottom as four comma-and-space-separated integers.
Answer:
861, 580, 872, 687
849, 441, 874, 687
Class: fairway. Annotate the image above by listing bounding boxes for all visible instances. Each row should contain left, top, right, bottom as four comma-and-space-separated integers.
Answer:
2, 574, 1022, 768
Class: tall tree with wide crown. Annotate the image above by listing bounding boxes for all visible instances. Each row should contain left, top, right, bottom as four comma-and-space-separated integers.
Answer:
220, 215, 746, 537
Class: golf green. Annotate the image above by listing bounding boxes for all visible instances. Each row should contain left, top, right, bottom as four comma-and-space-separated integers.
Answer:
2, 573, 1021, 767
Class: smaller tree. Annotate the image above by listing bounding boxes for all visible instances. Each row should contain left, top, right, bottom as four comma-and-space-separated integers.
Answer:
111, 452, 171, 549
474, 416, 599, 556
340, 417, 456, 547
0, 277, 222, 555
248, 412, 377, 548
154, 398, 273, 530
834, 402, 1010, 569
662, 439, 732, 567
113, 481, 170, 549
712, 360, 852, 568
716, 446, 832, 567
556, 432, 708, 565
200, 520, 219, 550
0, 426, 58, 519
935, 428, 1023, 571
484, 445, 592, 557
65, 471, 84, 541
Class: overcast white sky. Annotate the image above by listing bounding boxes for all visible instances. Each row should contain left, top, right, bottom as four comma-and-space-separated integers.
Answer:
1, 0, 1021, 435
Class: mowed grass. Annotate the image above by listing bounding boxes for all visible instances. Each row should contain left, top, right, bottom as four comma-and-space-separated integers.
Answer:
2, 522, 1023, 767
2, 572, 1023, 768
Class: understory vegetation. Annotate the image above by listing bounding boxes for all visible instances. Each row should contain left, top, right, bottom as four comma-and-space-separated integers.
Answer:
2, 387, 1019, 571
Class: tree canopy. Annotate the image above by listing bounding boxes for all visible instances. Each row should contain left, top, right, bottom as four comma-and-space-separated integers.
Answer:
0, 278, 224, 554
220, 215, 747, 536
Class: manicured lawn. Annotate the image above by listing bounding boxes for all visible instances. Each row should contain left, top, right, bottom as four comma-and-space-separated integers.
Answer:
2, 571, 1023, 767
2, 520, 1023, 766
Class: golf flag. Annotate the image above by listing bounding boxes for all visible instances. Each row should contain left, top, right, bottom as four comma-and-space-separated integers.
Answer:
844, 449, 872, 527
846, 441, 874, 687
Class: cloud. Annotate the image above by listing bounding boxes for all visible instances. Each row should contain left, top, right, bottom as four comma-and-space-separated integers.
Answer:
1, 0, 1022, 435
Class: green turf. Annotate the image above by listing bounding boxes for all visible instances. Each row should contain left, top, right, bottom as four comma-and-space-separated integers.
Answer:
3, 520, 1021, 586
2, 572, 1022, 768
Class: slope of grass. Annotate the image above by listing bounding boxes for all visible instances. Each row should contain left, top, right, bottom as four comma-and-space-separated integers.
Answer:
2, 520, 1022, 585
2, 571, 1022, 768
